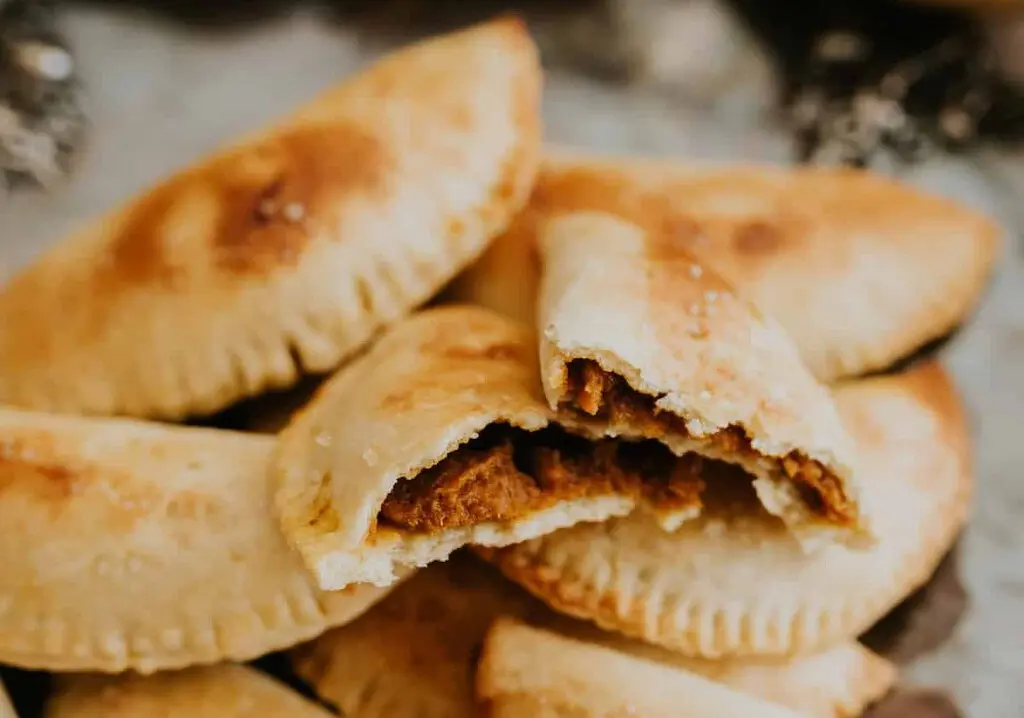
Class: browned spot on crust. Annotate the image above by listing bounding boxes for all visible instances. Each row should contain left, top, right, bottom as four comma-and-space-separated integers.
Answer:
0, 434, 169, 530
732, 220, 785, 256
656, 213, 705, 248
902, 361, 963, 434
379, 389, 417, 415
0, 439, 80, 502
446, 217, 467, 241
302, 470, 341, 535
102, 122, 391, 286
213, 124, 391, 274
440, 342, 525, 363
107, 186, 183, 287
531, 169, 706, 251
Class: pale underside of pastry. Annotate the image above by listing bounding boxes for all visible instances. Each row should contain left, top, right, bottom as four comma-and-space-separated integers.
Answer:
0, 679, 15, 718
477, 619, 809, 718
448, 153, 999, 382
0, 408, 397, 673
536, 210, 868, 548
44, 664, 333, 718
489, 362, 972, 658
275, 305, 713, 590
291, 554, 895, 718
0, 16, 541, 421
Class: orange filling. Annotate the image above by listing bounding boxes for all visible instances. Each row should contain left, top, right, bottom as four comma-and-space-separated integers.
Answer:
378, 425, 705, 533
564, 359, 855, 524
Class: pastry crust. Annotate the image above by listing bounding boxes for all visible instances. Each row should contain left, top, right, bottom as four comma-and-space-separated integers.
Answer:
0, 408, 396, 673
0, 17, 541, 421
45, 664, 333, 717
291, 554, 894, 718
477, 618, 807, 718
448, 154, 999, 381
536, 211, 866, 547
489, 362, 971, 658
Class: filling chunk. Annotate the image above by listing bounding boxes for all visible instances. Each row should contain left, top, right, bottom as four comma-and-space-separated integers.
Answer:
378, 425, 705, 533
563, 359, 855, 524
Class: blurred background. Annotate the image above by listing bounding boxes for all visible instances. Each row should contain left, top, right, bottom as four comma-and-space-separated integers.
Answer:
1, 1, 1023, 716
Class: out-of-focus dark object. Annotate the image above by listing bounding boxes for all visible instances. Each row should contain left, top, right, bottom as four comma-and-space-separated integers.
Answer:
38, 0, 1024, 178
862, 688, 964, 717
324, 0, 596, 35
905, 0, 1024, 10
727, 0, 1024, 166
76, 0, 297, 26
860, 539, 969, 665
0, 0, 85, 192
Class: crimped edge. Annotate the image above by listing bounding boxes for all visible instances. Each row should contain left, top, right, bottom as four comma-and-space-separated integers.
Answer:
485, 453, 970, 658
0, 578, 391, 674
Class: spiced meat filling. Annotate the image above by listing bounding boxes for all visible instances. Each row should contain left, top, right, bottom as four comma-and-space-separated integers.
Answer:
563, 359, 856, 525
378, 424, 705, 534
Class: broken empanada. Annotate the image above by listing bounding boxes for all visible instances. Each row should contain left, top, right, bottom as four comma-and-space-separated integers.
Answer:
536, 211, 867, 546
274, 305, 708, 589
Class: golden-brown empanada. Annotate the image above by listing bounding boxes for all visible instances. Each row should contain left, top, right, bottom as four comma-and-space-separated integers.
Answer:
0, 408, 397, 673
0, 17, 541, 421
477, 618, 809, 718
449, 155, 998, 381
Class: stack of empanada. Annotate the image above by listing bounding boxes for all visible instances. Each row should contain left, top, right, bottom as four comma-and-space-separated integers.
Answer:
0, 16, 999, 718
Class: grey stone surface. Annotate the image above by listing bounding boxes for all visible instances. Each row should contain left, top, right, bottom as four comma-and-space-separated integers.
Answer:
0, 5, 1021, 716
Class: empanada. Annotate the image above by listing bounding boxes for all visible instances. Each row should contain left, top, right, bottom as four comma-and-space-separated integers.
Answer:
275, 305, 712, 589
448, 155, 999, 381
477, 618, 808, 718
536, 211, 866, 546
45, 664, 331, 717
291, 554, 894, 718
488, 362, 971, 658
0, 408, 396, 673
0, 16, 541, 420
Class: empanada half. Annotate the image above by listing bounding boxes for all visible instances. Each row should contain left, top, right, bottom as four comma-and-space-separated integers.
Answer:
291, 554, 894, 718
45, 664, 331, 718
488, 362, 971, 658
477, 618, 808, 718
0, 17, 541, 420
537, 210, 865, 547
274, 305, 708, 589
449, 154, 999, 381
0, 408, 395, 673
